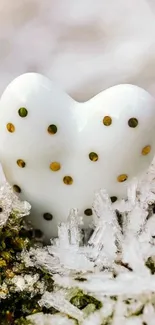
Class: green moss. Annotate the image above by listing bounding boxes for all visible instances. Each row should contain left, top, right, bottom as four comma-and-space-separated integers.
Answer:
110, 296, 117, 301
124, 299, 131, 304
70, 290, 102, 310
145, 257, 155, 274
74, 277, 87, 282
128, 305, 144, 317
83, 303, 96, 316
14, 318, 33, 325
101, 313, 114, 325
0, 208, 57, 324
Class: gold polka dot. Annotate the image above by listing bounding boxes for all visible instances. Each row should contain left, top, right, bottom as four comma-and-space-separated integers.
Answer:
128, 118, 138, 128
103, 116, 112, 126
89, 152, 98, 161
63, 176, 73, 185
47, 124, 57, 134
34, 229, 43, 238
117, 174, 128, 182
110, 196, 118, 203
17, 159, 26, 168
84, 208, 93, 216
13, 185, 21, 193
50, 162, 61, 171
141, 145, 151, 156
6, 123, 15, 133
18, 107, 28, 117
43, 213, 53, 221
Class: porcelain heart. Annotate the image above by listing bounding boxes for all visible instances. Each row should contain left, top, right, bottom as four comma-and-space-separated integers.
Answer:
0, 73, 155, 240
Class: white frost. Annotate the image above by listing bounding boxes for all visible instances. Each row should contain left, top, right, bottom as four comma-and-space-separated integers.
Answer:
25, 160, 155, 324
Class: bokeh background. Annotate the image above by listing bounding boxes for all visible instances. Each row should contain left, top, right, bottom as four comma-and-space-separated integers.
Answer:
0, 0, 155, 102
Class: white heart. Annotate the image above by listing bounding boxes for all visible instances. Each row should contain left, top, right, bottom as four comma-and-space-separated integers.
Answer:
0, 73, 155, 240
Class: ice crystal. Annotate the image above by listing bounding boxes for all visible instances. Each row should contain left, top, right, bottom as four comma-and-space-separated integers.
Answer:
39, 290, 84, 321
27, 312, 77, 325
10, 274, 45, 295
25, 159, 155, 325
0, 182, 31, 228
2, 163, 155, 324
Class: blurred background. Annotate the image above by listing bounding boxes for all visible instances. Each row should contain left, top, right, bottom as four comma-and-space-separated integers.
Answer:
0, 0, 155, 101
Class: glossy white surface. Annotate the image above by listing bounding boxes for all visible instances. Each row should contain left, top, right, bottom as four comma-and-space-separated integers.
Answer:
0, 73, 155, 239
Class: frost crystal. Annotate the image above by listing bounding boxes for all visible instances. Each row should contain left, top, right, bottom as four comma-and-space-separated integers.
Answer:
0, 182, 31, 227
39, 291, 84, 321
21, 159, 155, 324
0, 156, 154, 324
10, 274, 41, 293
28, 312, 77, 325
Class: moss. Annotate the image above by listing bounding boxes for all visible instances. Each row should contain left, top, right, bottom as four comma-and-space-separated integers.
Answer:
1, 313, 33, 325
129, 305, 144, 317
83, 303, 96, 315
14, 318, 33, 325
70, 290, 102, 310
0, 208, 57, 324
110, 296, 117, 301
74, 277, 87, 282
39, 269, 54, 292
124, 299, 131, 305
145, 257, 155, 274
101, 313, 114, 325
116, 210, 123, 229
0, 257, 7, 267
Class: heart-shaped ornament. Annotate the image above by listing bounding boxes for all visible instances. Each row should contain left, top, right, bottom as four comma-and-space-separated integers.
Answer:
0, 73, 155, 239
